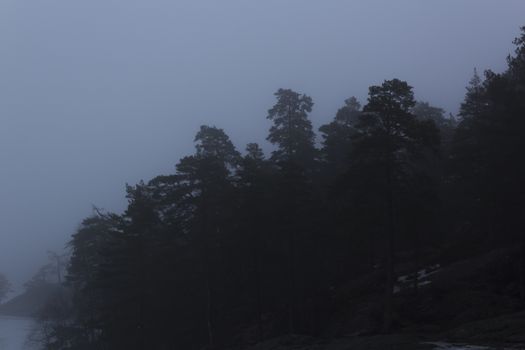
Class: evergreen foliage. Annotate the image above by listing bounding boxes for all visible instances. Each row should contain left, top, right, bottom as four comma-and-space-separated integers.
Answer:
35, 26, 525, 350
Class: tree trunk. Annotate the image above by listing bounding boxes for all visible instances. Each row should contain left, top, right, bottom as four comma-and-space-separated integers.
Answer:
201, 198, 215, 349
205, 261, 214, 350
413, 231, 420, 296
288, 226, 296, 334
253, 225, 264, 342
383, 153, 395, 333
518, 232, 525, 303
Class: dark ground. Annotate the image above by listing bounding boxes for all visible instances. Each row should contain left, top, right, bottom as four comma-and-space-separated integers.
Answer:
230, 246, 525, 350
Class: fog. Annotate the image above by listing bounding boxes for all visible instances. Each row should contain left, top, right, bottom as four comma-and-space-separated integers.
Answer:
0, 0, 524, 291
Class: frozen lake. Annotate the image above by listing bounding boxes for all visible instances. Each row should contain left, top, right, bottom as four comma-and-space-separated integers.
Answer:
0, 316, 37, 350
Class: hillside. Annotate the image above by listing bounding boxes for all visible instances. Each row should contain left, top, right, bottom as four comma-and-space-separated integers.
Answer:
228, 246, 525, 350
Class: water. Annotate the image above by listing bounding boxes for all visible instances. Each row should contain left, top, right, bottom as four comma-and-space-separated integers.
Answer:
0, 316, 37, 350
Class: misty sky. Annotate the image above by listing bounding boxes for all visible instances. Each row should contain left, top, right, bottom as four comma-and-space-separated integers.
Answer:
1, 0, 524, 292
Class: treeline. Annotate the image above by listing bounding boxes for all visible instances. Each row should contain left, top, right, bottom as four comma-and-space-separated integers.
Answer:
40, 27, 525, 349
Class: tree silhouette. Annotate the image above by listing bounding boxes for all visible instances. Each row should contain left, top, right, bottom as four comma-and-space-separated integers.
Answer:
0, 273, 10, 304
349, 79, 439, 332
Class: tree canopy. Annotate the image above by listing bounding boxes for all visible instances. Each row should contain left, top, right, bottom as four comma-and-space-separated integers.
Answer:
31, 25, 525, 350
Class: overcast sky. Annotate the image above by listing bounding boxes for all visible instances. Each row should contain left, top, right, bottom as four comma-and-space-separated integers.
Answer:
1, 0, 524, 292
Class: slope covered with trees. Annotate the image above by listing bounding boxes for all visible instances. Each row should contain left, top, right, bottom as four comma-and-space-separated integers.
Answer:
35, 27, 525, 349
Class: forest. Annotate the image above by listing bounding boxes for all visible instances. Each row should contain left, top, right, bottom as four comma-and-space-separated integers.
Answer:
26, 26, 525, 349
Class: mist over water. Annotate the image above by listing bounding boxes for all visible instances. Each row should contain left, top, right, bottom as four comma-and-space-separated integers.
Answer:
0, 316, 35, 350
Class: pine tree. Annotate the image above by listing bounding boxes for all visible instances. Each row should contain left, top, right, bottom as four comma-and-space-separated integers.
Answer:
267, 88, 316, 168
319, 97, 361, 178
349, 79, 439, 332
266, 89, 318, 334
237, 143, 272, 342
0, 273, 10, 304
174, 125, 240, 348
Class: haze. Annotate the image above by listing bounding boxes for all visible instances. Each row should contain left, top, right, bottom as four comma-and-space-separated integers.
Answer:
1, 0, 524, 291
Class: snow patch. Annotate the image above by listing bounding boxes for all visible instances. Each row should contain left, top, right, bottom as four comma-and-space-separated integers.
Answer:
394, 264, 440, 294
